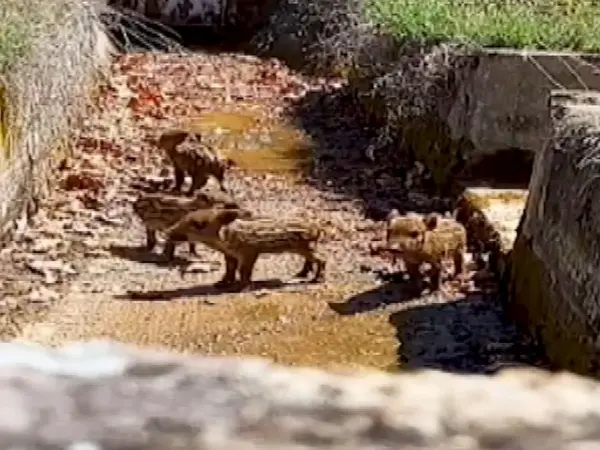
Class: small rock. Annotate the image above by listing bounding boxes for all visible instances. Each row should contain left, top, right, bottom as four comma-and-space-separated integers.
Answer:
253, 290, 270, 298
43, 272, 59, 285
28, 287, 60, 303
278, 315, 291, 325
182, 262, 217, 274
0, 248, 13, 260
66, 222, 95, 237
30, 238, 62, 254
88, 265, 107, 275
97, 214, 125, 226
82, 238, 102, 248
359, 264, 372, 273
26, 259, 77, 277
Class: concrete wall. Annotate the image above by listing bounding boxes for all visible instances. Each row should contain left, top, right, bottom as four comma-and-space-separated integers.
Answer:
509, 90, 600, 376
349, 47, 600, 187
0, 7, 114, 242
1, 339, 600, 449
448, 50, 600, 159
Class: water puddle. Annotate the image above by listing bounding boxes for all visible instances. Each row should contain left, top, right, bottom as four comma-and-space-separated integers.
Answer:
186, 109, 314, 174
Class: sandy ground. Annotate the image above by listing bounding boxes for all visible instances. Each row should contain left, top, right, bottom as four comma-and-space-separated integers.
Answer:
0, 51, 545, 374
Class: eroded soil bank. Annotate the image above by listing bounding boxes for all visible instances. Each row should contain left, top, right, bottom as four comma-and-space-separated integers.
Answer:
0, 51, 544, 374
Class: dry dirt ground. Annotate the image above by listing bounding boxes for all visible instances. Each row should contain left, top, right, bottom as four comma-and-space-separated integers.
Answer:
0, 51, 546, 374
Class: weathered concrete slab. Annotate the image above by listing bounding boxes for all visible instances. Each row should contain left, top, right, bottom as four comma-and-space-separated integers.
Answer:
0, 339, 599, 449
509, 89, 600, 377
351, 45, 600, 187
449, 49, 600, 159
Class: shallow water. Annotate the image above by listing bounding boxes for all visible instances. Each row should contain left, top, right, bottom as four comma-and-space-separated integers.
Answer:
187, 110, 314, 173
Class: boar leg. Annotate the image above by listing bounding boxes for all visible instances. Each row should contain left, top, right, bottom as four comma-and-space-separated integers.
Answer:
217, 178, 228, 193
146, 228, 157, 251
295, 259, 313, 278
214, 255, 238, 287
453, 248, 465, 278
310, 254, 326, 283
162, 240, 177, 262
188, 172, 208, 196
237, 253, 259, 290
173, 166, 185, 192
405, 261, 424, 292
429, 261, 442, 291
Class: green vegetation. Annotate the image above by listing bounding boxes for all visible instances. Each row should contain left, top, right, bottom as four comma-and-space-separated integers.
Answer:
0, 0, 70, 73
366, 0, 600, 51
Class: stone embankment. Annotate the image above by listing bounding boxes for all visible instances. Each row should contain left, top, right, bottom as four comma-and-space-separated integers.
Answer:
509, 90, 600, 377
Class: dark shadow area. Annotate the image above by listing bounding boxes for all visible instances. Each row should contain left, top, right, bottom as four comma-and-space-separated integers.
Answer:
327, 280, 416, 316
327, 276, 549, 374
108, 244, 189, 267
388, 291, 549, 374
456, 148, 534, 190
101, 7, 265, 54
287, 87, 460, 221
116, 278, 292, 301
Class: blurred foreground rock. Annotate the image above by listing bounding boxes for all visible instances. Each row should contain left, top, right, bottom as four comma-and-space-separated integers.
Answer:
0, 340, 599, 449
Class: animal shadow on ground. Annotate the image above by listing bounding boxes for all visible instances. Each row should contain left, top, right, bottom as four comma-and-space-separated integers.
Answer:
329, 278, 549, 374
327, 279, 416, 316
116, 278, 290, 301
108, 244, 189, 267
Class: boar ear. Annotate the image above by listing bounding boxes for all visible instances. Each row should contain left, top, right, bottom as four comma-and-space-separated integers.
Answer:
386, 209, 400, 221
422, 213, 439, 230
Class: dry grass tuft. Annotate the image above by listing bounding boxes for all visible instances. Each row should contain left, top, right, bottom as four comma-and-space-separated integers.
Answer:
0, 0, 187, 222
249, 0, 377, 76
0, 0, 112, 226
0, 0, 109, 163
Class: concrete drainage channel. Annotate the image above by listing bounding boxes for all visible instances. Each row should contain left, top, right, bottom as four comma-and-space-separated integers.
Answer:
0, 2, 550, 374
4, 0, 600, 384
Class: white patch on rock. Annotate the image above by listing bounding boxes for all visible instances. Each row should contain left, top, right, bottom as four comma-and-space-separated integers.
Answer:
67, 442, 102, 450
0, 340, 130, 378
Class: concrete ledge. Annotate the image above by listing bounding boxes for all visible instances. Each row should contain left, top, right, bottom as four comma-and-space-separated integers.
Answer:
449, 50, 600, 158
0, 4, 115, 242
509, 89, 600, 377
350, 46, 600, 187
1, 339, 600, 449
